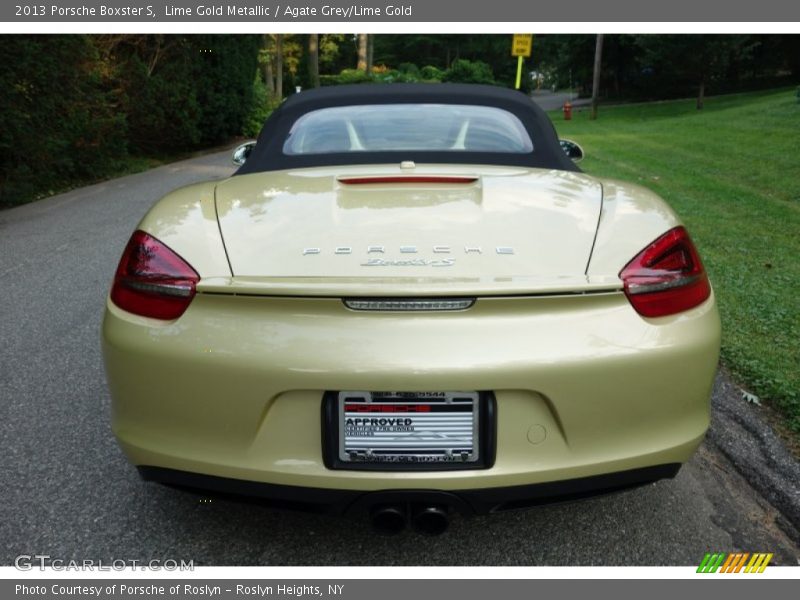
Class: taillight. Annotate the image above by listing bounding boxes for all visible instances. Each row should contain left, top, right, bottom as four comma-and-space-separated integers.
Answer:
338, 176, 478, 185
619, 226, 711, 318
110, 230, 199, 320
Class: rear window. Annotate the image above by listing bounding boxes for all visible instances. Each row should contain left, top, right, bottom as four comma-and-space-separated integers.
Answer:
282, 103, 534, 155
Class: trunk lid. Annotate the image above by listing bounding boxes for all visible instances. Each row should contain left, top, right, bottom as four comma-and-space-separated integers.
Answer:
214, 164, 603, 290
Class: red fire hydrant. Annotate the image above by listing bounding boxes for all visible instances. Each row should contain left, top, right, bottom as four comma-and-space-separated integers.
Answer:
563, 101, 573, 120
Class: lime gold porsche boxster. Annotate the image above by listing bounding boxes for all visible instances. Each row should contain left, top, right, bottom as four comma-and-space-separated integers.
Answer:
102, 84, 720, 535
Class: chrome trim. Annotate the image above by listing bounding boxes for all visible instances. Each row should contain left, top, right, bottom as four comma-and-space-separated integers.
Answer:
301, 245, 514, 256
359, 258, 456, 267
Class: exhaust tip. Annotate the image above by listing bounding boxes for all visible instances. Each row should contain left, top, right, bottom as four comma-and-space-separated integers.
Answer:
370, 505, 407, 535
412, 505, 450, 536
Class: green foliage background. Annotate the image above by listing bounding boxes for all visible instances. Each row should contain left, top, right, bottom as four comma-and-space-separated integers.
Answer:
0, 36, 128, 206
1, 33, 797, 209
0, 34, 260, 208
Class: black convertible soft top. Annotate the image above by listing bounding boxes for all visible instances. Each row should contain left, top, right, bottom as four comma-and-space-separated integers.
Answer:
235, 83, 579, 175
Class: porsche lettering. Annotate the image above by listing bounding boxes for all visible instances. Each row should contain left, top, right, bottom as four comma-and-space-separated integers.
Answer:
302, 246, 515, 256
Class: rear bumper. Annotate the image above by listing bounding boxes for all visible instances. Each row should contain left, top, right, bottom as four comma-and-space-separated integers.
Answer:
139, 463, 682, 516
103, 290, 720, 495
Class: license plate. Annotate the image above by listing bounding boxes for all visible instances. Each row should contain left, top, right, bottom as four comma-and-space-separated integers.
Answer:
337, 391, 480, 465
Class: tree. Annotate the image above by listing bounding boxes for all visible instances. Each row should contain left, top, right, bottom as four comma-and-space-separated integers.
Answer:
782, 35, 800, 77
260, 34, 274, 96
590, 34, 604, 119
636, 35, 749, 109
0, 35, 126, 206
357, 34, 368, 71
319, 34, 347, 72
533, 34, 595, 94
275, 34, 283, 98
308, 34, 320, 88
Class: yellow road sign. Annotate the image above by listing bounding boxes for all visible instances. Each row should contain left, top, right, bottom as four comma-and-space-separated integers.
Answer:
512, 34, 533, 58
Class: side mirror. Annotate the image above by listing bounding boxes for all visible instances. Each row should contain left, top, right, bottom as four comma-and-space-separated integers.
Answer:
232, 141, 256, 166
559, 139, 585, 163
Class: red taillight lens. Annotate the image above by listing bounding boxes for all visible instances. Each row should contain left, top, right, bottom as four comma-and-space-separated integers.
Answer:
110, 230, 199, 320
619, 226, 711, 318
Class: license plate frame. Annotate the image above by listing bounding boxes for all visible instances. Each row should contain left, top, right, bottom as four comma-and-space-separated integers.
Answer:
322, 391, 496, 471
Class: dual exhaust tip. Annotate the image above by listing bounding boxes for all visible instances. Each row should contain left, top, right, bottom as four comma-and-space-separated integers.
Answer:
370, 504, 450, 536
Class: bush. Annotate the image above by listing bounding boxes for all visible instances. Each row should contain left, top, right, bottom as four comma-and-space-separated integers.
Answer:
320, 67, 403, 86
242, 75, 281, 138
373, 69, 418, 83
121, 50, 202, 153
397, 62, 420, 77
334, 68, 373, 85
192, 35, 261, 146
0, 35, 263, 207
117, 35, 261, 153
420, 65, 445, 81
0, 35, 127, 207
442, 59, 496, 85
321, 65, 431, 87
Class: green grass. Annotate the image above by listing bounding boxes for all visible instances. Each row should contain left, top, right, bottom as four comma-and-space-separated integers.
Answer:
552, 88, 800, 432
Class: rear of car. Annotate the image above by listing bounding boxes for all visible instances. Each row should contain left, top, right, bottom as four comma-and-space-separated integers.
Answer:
102, 84, 720, 530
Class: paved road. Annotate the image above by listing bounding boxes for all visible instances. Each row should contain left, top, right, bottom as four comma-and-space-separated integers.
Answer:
530, 91, 590, 111
1, 151, 797, 566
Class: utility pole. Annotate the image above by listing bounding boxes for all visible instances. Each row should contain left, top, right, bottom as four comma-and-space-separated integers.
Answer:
590, 33, 604, 120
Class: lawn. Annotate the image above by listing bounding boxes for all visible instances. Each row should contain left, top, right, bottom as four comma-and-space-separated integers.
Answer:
552, 88, 800, 432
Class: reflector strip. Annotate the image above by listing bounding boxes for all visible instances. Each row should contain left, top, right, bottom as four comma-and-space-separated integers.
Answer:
343, 298, 475, 311
625, 273, 702, 295
121, 279, 194, 298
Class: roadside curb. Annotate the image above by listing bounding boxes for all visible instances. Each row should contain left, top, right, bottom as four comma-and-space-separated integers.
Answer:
707, 368, 800, 541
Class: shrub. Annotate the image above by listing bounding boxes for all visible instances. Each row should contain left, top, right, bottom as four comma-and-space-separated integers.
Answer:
121, 51, 202, 153
420, 65, 445, 81
0, 35, 127, 207
118, 35, 261, 153
443, 59, 496, 85
397, 62, 420, 77
373, 69, 419, 83
242, 75, 281, 138
334, 68, 373, 85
